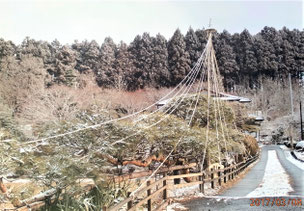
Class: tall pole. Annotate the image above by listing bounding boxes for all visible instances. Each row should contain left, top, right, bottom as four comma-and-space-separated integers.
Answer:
300, 101, 303, 140
289, 73, 294, 116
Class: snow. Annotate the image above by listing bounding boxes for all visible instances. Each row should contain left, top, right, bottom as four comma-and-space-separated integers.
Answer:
294, 151, 304, 161
170, 184, 200, 198
167, 203, 188, 211
169, 183, 220, 198
280, 145, 304, 170
246, 150, 293, 197
296, 141, 304, 148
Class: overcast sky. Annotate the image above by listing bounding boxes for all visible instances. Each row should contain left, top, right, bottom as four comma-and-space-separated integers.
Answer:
0, 0, 303, 45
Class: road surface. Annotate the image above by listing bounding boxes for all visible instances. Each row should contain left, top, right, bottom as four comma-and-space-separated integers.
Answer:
184, 145, 304, 210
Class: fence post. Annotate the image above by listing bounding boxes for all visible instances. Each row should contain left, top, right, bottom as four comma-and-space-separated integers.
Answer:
199, 173, 204, 193
103, 206, 107, 211
224, 168, 227, 183
218, 167, 221, 186
127, 192, 133, 210
147, 181, 152, 211
163, 173, 167, 200
211, 168, 214, 189
231, 167, 234, 180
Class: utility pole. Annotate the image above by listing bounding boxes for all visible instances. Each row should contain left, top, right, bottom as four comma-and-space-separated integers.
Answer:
300, 101, 303, 140
289, 73, 294, 116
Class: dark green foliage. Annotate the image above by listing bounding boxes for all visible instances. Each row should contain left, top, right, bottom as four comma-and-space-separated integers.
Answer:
114, 41, 133, 90
185, 27, 201, 68
168, 29, 191, 85
215, 36, 240, 89
0, 26, 303, 91
72, 40, 100, 73
95, 37, 117, 87
0, 39, 16, 60
48, 45, 78, 86
128, 33, 154, 90
150, 34, 170, 87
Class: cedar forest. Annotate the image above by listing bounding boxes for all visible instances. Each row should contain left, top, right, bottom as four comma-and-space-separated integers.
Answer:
0, 26, 303, 93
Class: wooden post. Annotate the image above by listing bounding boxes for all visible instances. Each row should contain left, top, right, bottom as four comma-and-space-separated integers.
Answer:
224, 169, 226, 183
218, 167, 221, 186
231, 167, 234, 180
103, 206, 107, 211
147, 181, 152, 211
199, 173, 204, 193
211, 168, 214, 189
163, 173, 167, 200
127, 192, 133, 210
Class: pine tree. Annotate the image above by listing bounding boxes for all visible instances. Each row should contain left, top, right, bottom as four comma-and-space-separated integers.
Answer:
168, 29, 191, 86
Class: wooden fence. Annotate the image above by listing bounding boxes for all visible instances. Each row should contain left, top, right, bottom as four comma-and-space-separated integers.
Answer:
106, 155, 259, 211
3, 155, 258, 211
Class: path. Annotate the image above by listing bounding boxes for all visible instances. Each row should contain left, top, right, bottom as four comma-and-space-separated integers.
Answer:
183, 145, 304, 210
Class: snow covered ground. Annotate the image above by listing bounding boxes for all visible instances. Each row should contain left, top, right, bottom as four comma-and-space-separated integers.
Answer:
294, 151, 304, 161
246, 150, 293, 197
280, 145, 304, 170
167, 203, 188, 211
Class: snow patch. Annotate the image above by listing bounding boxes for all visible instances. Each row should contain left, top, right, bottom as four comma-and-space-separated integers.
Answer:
167, 203, 188, 211
280, 146, 304, 170
246, 150, 293, 197
170, 184, 200, 198
294, 151, 304, 161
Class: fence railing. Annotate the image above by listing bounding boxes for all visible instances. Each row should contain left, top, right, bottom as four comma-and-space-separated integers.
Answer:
4, 155, 258, 211
106, 154, 259, 211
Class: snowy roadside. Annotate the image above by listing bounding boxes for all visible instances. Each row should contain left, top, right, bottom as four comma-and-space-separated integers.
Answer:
167, 181, 221, 210
167, 157, 260, 210
280, 145, 304, 170
294, 151, 304, 161
246, 150, 293, 197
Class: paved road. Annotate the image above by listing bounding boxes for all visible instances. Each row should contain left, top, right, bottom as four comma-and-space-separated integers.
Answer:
183, 145, 304, 210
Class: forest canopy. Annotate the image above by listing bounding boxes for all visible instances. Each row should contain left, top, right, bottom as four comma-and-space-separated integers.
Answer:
0, 26, 303, 93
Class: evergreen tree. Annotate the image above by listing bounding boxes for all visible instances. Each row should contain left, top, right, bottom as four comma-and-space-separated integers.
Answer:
0, 39, 16, 59
50, 45, 78, 86
235, 29, 258, 88
114, 41, 133, 90
168, 29, 191, 86
96, 37, 116, 87
72, 40, 100, 73
195, 28, 207, 52
128, 33, 154, 89
185, 27, 200, 68
215, 39, 240, 89
17, 37, 53, 64
150, 34, 170, 87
